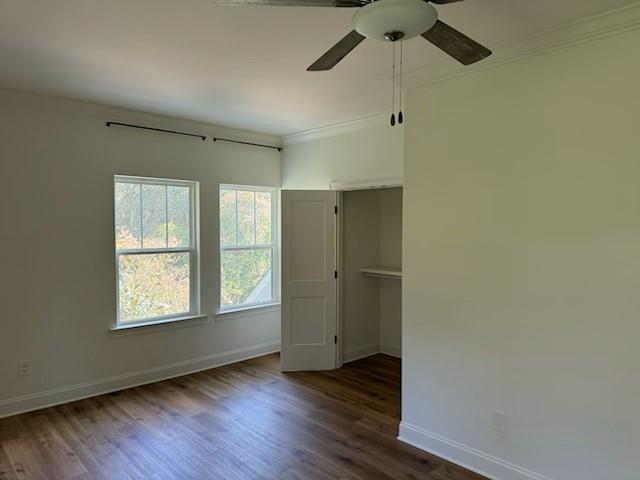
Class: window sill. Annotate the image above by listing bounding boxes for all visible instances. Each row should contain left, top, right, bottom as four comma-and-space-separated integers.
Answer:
216, 303, 281, 318
110, 314, 209, 333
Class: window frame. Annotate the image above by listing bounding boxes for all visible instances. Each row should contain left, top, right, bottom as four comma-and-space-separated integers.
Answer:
114, 175, 200, 328
218, 184, 280, 314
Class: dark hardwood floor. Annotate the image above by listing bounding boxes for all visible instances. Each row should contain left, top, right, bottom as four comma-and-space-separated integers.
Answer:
0, 354, 487, 480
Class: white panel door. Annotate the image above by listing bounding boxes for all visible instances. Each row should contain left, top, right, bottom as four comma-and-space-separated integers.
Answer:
281, 190, 338, 371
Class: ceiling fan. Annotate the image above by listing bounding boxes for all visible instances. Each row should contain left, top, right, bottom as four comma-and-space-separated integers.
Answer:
211, 0, 492, 71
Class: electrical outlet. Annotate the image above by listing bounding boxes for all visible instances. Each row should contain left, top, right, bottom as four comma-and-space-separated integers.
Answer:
491, 409, 506, 433
17, 360, 32, 377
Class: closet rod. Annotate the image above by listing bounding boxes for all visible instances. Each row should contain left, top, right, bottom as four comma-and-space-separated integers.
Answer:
106, 122, 207, 141
213, 137, 282, 152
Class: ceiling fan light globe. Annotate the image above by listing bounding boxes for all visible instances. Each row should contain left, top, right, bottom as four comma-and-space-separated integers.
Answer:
351, 0, 438, 42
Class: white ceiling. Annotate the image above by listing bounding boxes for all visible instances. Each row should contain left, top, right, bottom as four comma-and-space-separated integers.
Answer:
0, 0, 636, 135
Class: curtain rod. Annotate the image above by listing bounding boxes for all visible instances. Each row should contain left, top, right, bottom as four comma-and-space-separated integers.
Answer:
213, 137, 282, 152
105, 122, 282, 151
106, 122, 207, 141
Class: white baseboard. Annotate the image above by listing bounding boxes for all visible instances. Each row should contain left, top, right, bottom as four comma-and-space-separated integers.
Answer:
380, 343, 401, 358
343, 343, 381, 363
398, 422, 552, 480
344, 343, 403, 363
0, 341, 280, 419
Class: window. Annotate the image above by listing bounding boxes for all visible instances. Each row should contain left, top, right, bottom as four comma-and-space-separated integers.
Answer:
219, 185, 278, 312
114, 176, 199, 326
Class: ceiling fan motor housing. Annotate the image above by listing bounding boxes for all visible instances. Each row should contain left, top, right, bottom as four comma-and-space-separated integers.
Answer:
351, 0, 438, 42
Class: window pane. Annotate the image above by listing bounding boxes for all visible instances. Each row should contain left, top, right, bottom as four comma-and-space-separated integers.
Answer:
118, 252, 191, 322
115, 182, 141, 249
237, 191, 255, 245
220, 189, 237, 246
168, 186, 190, 248
221, 249, 272, 308
255, 192, 272, 244
142, 184, 167, 249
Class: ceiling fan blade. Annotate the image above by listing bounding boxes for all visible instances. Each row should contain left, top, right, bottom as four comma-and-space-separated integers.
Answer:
211, 0, 361, 6
422, 20, 492, 65
307, 30, 366, 71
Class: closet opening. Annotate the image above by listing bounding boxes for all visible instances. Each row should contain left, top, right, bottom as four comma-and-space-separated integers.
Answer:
338, 186, 403, 366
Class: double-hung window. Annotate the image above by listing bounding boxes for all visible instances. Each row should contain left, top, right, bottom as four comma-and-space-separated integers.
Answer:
114, 176, 199, 327
219, 185, 278, 312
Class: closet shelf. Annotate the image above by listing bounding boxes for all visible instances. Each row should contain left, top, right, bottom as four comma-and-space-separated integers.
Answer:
358, 266, 402, 280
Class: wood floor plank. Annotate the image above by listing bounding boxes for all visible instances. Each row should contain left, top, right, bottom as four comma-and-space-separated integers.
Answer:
0, 445, 19, 480
0, 354, 488, 480
2, 437, 52, 480
44, 407, 133, 480
24, 415, 87, 479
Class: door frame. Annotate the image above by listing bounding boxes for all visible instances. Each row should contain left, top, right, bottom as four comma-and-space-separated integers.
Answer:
332, 178, 404, 368
336, 191, 344, 368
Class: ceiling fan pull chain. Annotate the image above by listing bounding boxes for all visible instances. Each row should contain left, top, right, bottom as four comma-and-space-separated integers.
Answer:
398, 39, 404, 125
391, 41, 396, 127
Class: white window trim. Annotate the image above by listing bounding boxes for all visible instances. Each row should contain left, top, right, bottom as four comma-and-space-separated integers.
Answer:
218, 184, 280, 314
111, 314, 209, 333
114, 175, 201, 329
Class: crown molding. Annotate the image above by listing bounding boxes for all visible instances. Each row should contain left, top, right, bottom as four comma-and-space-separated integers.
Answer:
404, 1, 640, 91
281, 112, 395, 146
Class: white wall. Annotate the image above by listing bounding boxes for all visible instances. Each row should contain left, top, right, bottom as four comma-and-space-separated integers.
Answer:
0, 91, 282, 417
401, 27, 640, 480
282, 120, 403, 189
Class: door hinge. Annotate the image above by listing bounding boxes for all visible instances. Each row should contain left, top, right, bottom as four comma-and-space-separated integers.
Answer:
334, 335, 338, 344
334, 205, 338, 214
334, 270, 338, 279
